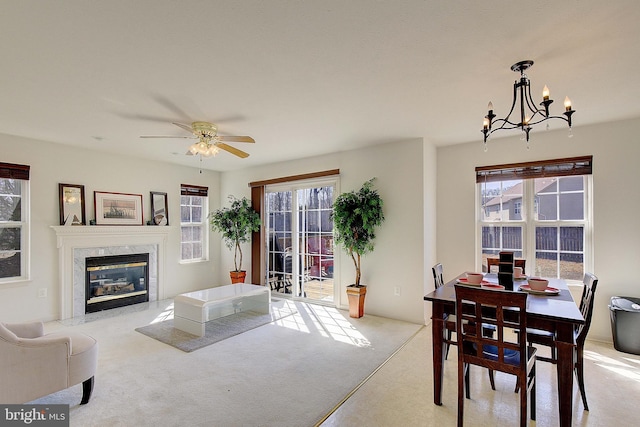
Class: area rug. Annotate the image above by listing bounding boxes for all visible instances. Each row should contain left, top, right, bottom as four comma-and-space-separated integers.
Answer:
135, 305, 297, 352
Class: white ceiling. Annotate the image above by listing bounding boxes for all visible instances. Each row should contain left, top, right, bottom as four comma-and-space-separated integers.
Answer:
2, 1, 639, 171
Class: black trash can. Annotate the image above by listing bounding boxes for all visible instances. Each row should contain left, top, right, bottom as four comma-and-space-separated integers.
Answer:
609, 296, 640, 355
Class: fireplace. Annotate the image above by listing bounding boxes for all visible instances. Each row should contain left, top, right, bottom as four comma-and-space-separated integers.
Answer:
85, 253, 149, 313
52, 225, 169, 319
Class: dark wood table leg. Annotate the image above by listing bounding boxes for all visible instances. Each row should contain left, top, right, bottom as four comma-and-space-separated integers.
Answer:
555, 323, 575, 427
432, 303, 445, 405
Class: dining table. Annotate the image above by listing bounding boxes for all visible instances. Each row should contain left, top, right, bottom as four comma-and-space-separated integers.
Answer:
424, 273, 584, 427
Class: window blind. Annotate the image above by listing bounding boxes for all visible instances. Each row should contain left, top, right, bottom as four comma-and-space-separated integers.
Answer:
180, 184, 208, 197
249, 169, 340, 188
475, 156, 592, 183
0, 162, 30, 180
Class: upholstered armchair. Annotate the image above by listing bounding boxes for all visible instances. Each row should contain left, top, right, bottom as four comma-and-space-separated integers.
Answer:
0, 321, 98, 404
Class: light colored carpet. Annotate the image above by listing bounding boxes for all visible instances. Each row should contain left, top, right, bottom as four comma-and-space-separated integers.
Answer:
135, 303, 297, 352
31, 298, 422, 427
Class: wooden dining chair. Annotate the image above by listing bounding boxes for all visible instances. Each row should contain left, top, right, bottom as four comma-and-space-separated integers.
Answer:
486, 256, 526, 274
432, 263, 456, 359
522, 272, 598, 410
433, 263, 497, 361
455, 285, 536, 427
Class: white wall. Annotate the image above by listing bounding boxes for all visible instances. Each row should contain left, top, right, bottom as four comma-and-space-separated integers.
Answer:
221, 138, 429, 324
0, 134, 223, 322
437, 117, 640, 342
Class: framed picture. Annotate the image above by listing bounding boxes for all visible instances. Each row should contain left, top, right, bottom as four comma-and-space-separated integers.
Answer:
150, 191, 168, 225
94, 191, 143, 225
59, 183, 86, 226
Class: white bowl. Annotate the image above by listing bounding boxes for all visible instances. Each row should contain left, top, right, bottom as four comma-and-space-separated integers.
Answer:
466, 272, 484, 285
528, 277, 549, 291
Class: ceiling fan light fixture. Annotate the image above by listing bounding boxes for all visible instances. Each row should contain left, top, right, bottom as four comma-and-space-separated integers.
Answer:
141, 120, 252, 159
202, 146, 220, 157
188, 141, 219, 157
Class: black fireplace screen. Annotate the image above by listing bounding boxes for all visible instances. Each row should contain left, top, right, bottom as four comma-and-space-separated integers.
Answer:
85, 253, 149, 313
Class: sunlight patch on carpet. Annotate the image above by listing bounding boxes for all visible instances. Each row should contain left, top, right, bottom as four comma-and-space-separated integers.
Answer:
135, 300, 297, 352
149, 302, 175, 324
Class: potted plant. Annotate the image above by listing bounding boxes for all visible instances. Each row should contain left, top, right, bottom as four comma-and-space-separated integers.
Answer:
209, 195, 261, 283
332, 178, 385, 317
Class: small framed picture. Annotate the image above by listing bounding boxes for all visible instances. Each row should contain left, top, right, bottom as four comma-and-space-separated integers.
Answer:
150, 191, 168, 225
59, 183, 86, 226
94, 191, 143, 225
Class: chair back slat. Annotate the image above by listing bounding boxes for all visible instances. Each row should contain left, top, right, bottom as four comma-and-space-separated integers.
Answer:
433, 263, 445, 289
576, 273, 598, 345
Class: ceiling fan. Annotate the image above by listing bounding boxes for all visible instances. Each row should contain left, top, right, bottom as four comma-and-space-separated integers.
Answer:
141, 121, 254, 158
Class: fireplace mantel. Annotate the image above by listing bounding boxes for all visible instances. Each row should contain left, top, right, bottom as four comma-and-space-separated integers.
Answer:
51, 226, 172, 319
51, 225, 172, 245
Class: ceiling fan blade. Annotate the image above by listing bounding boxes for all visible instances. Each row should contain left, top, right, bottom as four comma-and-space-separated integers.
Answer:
218, 135, 256, 143
172, 122, 194, 133
116, 113, 182, 123
217, 135, 255, 143
216, 142, 250, 158
140, 135, 196, 139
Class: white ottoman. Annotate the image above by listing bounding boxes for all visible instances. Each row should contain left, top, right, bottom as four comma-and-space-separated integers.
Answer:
173, 284, 271, 337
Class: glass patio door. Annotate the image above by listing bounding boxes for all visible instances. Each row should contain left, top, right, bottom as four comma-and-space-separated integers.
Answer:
265, 180, 335, 303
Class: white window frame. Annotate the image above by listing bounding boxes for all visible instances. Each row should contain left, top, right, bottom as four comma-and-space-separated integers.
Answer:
477, 175, 593, 283
180, 193, 209, 263
0, 177, 30, 284
265, 176, 338, 303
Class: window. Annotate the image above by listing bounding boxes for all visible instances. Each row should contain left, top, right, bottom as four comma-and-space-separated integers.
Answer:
534, 176, 586, 279
249, 169, 339, 300
180, 184, 208, 262
0, 162, 30, 283
265, 182, 335, 302
480, 178, 524, 259
477, 156, 592, 281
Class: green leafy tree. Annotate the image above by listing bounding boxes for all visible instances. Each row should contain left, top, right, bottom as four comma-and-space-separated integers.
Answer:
332, 178, 385, 286
209, 196, 261, 272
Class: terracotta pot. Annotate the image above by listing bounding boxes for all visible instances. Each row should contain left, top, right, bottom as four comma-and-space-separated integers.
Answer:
346, 285, 367, 318
230, 271, 247, 284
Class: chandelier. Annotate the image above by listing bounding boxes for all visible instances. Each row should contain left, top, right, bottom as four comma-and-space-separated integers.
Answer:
482, 60, 575, 151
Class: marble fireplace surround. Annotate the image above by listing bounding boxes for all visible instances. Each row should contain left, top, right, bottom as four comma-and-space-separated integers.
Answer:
52, 226, 171, 319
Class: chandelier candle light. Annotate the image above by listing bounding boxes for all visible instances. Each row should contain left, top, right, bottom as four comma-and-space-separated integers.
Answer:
481, 60, 575, 151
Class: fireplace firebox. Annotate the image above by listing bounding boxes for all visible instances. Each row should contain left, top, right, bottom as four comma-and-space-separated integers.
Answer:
85, 253, 149, 313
